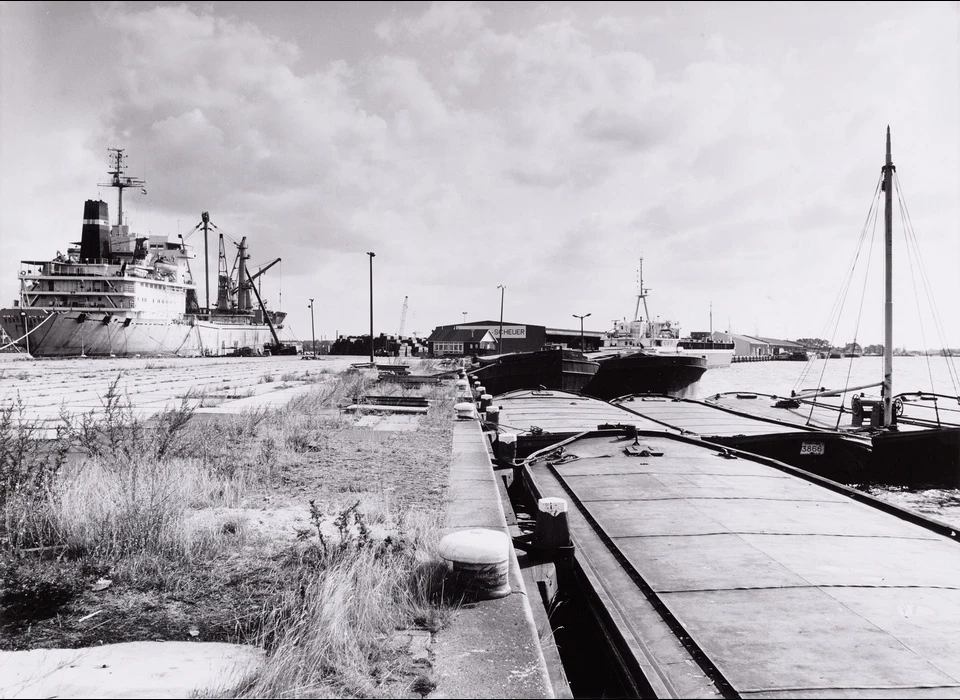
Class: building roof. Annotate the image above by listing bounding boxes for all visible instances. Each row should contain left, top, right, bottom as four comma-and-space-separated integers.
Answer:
545, 328, 606, 337
427, 327, 497, 343
720, 333, 770, 346
751, 336, 806, 349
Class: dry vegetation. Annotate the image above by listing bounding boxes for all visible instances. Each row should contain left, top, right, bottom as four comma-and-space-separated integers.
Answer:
1, 360, 461, 698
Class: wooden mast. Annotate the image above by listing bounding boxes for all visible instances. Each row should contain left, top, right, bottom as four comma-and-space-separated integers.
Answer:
882, 126, 894, 425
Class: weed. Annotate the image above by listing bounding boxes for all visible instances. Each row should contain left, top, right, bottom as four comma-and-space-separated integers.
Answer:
1, 397, 69, 550
59, 375, 196, 463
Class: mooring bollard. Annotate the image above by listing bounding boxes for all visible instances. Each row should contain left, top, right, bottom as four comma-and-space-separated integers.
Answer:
454, 402, 477, 420
533, 497, 571, 549
485, 404, 500, 427
479, 393, 492, 412
438, 528, 511, 601
455, 378, 472, 402
497, 431, 517, 463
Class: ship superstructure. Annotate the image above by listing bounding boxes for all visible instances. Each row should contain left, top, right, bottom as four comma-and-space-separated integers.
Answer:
603, 259, 734, 368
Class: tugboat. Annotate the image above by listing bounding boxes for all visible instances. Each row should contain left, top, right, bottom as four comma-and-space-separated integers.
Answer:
0, 148, 295, 357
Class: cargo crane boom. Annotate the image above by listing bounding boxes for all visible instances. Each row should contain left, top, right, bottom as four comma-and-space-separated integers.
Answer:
245, 267, 296, 355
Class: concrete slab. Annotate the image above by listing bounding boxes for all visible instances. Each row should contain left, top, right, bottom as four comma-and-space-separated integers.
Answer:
0, 641, 263, 699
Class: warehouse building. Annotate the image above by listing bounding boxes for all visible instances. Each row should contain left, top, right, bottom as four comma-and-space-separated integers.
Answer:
426, 319, 605, 356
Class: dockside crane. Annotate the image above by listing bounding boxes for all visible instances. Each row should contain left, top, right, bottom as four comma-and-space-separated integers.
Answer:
398, 295, 408, 337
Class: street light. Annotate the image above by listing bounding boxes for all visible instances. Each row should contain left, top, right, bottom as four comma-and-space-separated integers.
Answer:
308, 298, 316, 357
367, 252, 375, 363
497, 284, 505, 353
573, 312, 591, 352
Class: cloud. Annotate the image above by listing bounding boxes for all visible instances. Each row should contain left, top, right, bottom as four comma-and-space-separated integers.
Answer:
2, 2, 957, 345
375, 1, 489, 43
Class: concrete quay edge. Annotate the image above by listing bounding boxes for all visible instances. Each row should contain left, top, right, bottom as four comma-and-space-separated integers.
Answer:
430, 418, 556, 699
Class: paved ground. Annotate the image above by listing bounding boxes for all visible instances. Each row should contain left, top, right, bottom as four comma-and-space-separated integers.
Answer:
0, 355, 362, 434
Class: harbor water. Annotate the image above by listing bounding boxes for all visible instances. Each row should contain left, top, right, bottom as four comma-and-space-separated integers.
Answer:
692, 355, 960, 530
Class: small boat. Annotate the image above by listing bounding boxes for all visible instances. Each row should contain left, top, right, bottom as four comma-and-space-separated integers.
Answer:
469, 346, 599, 396
581, 349, 707, 400
706, 128, 960, 487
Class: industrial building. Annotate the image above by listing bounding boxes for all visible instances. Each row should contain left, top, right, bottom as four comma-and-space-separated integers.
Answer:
426, 320, 605, 356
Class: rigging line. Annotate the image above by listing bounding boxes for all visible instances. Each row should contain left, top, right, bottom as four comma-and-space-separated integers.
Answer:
794, 174, 883, 393
896, 176, 936, 395
799, 174, 883, 403
895, 172, 960, 395
841, 190, 881, 412
806, 180, 882, 426
895, 174, 960, 394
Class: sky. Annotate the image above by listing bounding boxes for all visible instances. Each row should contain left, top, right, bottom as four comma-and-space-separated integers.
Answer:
1, 1, 958, 349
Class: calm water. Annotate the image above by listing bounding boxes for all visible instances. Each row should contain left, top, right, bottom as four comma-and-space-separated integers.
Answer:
691, 355, 960, 530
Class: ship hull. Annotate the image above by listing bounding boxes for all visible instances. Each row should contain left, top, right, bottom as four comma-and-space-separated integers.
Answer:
582, 351, 708, 400
654, 347, 733, 369
0, 309, 294, 357
472, 348, 600, 396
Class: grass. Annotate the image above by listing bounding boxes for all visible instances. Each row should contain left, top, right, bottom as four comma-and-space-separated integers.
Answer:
0, 360, 459, 697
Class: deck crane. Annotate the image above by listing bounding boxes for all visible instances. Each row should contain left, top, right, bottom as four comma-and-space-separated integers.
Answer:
398, 296, 408, 337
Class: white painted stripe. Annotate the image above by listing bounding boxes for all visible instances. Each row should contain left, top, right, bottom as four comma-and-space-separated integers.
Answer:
83, 219, 109, 226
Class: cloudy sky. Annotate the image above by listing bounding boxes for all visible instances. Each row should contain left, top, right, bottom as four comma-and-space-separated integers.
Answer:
1, 1, 958, 348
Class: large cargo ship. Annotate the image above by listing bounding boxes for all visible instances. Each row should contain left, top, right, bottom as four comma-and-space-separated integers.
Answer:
0, 149, 294, 357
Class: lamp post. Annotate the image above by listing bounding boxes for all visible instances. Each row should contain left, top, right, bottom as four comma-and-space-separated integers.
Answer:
308, 298, 316, 357
573, 312, 591, 352
497, 284, 505, 353
21, 312, 29, 356
367, 252, 375, 363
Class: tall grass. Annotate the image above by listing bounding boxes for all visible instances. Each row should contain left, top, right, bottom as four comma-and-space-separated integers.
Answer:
50, 454, 247, 561
1, 397, 68, 549
229, 509, 449, 699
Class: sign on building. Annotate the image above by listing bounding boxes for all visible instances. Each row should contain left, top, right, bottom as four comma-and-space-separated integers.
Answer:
456, 325, 527, 339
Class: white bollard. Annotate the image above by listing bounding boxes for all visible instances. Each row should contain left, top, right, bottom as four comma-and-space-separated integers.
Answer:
454, 402, 477, 420
438, 528, 511, 600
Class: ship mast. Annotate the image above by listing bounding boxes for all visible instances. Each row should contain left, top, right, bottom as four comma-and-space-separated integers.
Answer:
882, 127, 895, 426
98, 148, 145, 227
633, 258, 651, 323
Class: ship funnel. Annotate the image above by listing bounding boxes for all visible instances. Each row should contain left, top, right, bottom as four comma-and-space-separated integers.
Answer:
80, 200, 110, 262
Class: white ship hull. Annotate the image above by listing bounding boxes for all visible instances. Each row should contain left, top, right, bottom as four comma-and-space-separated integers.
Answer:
1, 309, 294, 357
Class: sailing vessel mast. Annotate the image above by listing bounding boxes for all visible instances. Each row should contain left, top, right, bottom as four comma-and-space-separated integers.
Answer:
882, 127, 894, 426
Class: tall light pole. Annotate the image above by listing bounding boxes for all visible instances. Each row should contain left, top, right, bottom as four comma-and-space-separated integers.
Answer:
573, 312, 591, 352
497, 284, 505, 353
367, 252, 375, 363
308, 298, 316, 357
